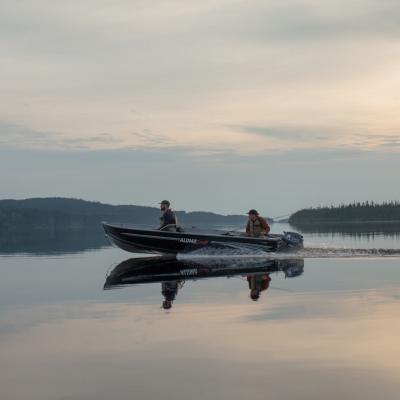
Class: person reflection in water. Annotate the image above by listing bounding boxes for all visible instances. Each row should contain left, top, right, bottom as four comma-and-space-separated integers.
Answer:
161, 280, 184, 309
247, 274, 271, 301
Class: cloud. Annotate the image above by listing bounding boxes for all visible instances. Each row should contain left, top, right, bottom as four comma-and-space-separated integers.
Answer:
379, 141, 400, 148
3, 1, 400, 57
0, 121, 57, 148
205, 1, 400, 43
0, 119, 241, 158
1, 118, 398, 157
1, 0, 399, 156
0, 120, 127, 150
130, 130, 172, 147
228, 124, 333, 141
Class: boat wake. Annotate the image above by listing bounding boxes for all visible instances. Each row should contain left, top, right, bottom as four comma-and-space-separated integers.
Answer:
178, 245, 400, 259
292, 247, 400, 259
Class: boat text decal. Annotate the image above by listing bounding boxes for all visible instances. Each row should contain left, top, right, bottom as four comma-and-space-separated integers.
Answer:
179, 238, 198, 244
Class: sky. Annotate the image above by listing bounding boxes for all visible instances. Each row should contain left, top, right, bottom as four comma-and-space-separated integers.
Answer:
1, 0, 399, 215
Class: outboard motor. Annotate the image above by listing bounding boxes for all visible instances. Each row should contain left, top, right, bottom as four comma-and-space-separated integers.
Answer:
282, 231, 304, 248
284, 261, 304, 278
285, 266, 304, 277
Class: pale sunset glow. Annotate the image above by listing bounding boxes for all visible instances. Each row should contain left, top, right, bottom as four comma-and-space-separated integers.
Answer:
3, 285, 400, 399
1, 0, 399, 213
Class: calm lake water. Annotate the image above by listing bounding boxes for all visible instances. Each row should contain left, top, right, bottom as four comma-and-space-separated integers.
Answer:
1, 223, 400, 400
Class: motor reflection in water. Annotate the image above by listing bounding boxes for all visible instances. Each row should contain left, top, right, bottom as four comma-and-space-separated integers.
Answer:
104, 256, 304, 309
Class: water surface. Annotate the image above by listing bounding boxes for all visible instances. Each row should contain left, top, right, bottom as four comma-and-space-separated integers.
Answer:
1, 224, 400, 400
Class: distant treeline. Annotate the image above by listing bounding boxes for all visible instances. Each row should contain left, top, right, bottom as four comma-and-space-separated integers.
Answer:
0, 198, 252, 230
289, 201, 400, 224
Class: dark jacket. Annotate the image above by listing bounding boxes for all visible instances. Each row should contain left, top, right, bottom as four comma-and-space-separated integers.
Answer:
160, 208, 177, 229
161, 281, 180, 301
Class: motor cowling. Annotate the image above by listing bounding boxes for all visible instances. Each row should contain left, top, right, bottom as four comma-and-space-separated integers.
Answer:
282, 231, 304, 247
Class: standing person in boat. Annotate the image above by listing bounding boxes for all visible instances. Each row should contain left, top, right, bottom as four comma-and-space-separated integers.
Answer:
159, 200, 177, 230
246, 209, 270, 237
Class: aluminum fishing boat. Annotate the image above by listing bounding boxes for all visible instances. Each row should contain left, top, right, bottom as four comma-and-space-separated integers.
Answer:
102, 222, 303, 255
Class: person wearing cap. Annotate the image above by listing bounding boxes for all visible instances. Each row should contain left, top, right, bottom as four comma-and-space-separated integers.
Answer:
246, 209, 270, 237
159, 200, 177, 230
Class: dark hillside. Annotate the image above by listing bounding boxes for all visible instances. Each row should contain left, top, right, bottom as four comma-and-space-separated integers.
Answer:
0, 198, 251, 229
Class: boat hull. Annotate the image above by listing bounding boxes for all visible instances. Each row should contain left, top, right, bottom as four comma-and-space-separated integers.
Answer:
102, 222, 303, 255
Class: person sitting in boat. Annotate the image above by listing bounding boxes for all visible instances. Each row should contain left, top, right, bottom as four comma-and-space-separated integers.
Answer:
245, 209, 270, 237
159, 200, 177, 230
161, 280, 184, 309
247, 274, 271, 301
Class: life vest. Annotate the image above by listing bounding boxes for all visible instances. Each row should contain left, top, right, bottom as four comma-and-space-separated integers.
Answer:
247, 275, 271, 291
248, 217, 266, 236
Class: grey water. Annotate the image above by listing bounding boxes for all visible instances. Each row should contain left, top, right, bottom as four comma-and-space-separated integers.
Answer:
1, 223, 400, 400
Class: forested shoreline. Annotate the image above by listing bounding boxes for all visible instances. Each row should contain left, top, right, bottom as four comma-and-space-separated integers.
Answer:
2, 198, 399, 230
289, 201, 400, 225
0, 198, 250, 230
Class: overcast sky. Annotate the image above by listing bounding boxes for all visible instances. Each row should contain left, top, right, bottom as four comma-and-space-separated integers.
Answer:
1, 0, 399, 215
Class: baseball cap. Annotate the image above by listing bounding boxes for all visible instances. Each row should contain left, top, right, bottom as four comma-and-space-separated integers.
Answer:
247, 209, 259, 215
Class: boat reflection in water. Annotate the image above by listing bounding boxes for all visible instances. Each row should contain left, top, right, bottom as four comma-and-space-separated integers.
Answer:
104, 256, 304, 309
